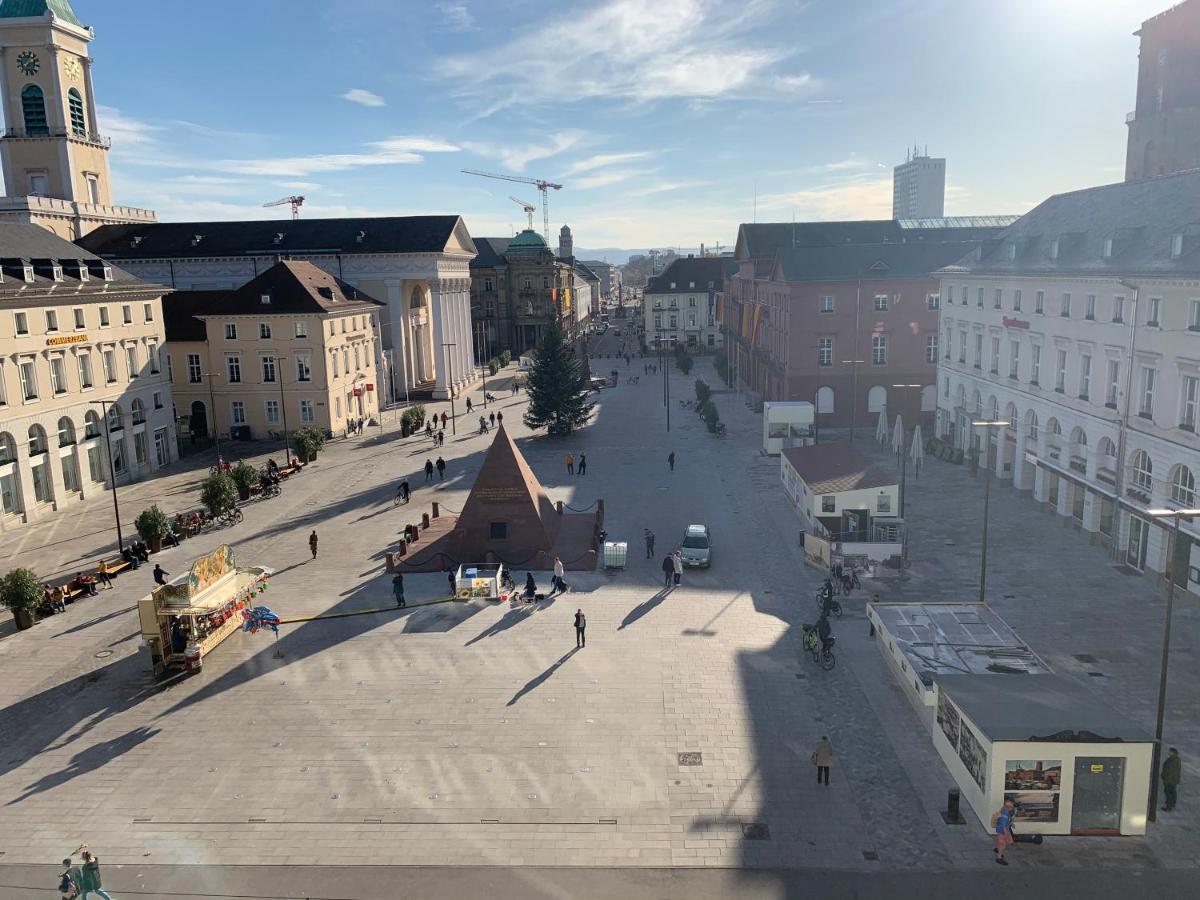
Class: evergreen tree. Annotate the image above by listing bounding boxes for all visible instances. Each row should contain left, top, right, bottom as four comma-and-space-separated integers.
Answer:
523, 321, 594, 433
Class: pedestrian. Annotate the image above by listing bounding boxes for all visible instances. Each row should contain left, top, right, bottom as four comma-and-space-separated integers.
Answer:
425, 459, 434, 482
574, 608, 586, 648
447, 566, 457, 596
661, 554, 674, 588
497, 411, 504, 425
152, 564, 169, 586
392, 573, 406, 608
644, 528, 655, 559
577, 453, 587, 475
553, 556, 566, 594
426, 421, 434, 439
523, 571, 537, 602
812, 735, 833, 786
668, 451, 675, 471
992, 799, 1016, 865
441, 411, 448, 428
1162, 746, 1182, 811
672, 550, 683, 586
399, 479, 410, 503
566, 452, 574, 475
438, 431, 445, 447
77, 847, 113, 900
59, 857, 81, 899
466, 397, 473, 413
96, 558, 112, 590
308, 530, 319, 559
490, 411, 496, 427
436, 456, 446, 480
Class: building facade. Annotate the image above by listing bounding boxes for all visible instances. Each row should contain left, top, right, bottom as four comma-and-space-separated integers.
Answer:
580, 259, 622, 308
78, 216, 475, 402
644, 256, 735, 350
0, 222, 175, 532
936, 170, 1200, 594
0, 0, 155, 238
892, 148, 946, 219
1124, 0, 1200, 182
163, 261, 382, 442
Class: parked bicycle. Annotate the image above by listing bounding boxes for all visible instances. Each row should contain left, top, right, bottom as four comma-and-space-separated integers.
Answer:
801, 623, 836, 670
260, 480, 281, 499
813, 588, 843, 618
217, 507, 244, 527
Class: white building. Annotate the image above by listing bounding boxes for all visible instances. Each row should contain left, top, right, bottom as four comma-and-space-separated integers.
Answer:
893, 147, 946, 220
936, 170, 1200, 594
643, 256, 735, 350
780, 440, 898, 537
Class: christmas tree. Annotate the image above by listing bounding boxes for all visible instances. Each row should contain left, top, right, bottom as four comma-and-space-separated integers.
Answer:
523, 320, 594, 433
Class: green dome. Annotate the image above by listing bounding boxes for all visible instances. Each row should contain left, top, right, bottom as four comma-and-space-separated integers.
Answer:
0, 0, 84, 27
505, 229, 548, 255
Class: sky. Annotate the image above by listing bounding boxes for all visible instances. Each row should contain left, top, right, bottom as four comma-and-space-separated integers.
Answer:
27, 0, 1175, 254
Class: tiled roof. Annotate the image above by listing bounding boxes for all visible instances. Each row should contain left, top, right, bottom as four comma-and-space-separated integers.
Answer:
781, 441, 896, 495
646, 257, 737, 294
470, 237, 511, 268
0, 0, 83, 26
0, 222, 151, 297
773, 241, 983, 283
736, 219, 1012, 260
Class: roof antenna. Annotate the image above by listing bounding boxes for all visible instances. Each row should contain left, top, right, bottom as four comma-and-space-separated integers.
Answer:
753, 182, 757, 224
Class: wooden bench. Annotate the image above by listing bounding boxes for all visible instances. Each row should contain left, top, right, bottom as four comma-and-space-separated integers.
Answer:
97, 556, 131, 578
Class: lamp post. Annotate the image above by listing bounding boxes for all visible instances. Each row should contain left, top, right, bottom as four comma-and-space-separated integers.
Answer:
440, 342, 457, 434
90, 399, 124, 553
274, 356, 291, 465
201, 371, 224, 466
972, 419, 1009, 604
1144, 507, 1200, 822
842, 358, 866, 443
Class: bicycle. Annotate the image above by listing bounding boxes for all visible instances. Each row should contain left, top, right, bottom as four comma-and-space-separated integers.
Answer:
393, 487, 410, 506
218, 507, 244, 527
801, 624, 836, 670
813, 589, 843, 618
260, 481, 281, 499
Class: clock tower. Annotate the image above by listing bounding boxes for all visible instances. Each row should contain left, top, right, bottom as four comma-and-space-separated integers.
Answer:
0, 0, 154, 238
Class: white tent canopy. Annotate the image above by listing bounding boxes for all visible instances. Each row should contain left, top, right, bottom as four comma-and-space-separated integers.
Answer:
892, 414, 905, 455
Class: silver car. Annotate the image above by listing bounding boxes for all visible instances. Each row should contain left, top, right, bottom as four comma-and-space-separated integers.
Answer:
680, 524, 711, 568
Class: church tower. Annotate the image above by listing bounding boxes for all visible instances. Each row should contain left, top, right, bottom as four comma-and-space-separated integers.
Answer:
0, 0, 154, 238
558, 223, 573, 260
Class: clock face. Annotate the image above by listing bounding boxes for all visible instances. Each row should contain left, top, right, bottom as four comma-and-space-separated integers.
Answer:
16, 51, 39, 76
64, 57, 82, 81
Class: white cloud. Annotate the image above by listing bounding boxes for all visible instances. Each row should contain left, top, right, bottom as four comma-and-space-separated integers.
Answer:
462, 131, 584, 173
574, 168, 656, 190
341, 88, 387, 108
437, 2, 476, 32
437, 0, 813, 114
627, 178, 712, 197
758, 175, 893, 220
275, 181, 322, 191
212, 135, 459, 177
562, 151, 656, 176
96, 105, 162, 149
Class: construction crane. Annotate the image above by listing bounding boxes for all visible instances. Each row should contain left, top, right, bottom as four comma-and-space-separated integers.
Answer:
263, 195, 305, 220
462, 169, 562, 243
509, 195, 536, 231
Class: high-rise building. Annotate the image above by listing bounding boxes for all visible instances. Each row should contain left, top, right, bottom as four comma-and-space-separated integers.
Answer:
892, 147, 946, 219
0, 0, 155, 238
1124, 0, 1200, 182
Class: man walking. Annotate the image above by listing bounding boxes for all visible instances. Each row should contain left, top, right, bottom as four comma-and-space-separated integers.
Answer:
661, 554, 675, 588
672, 550, 683, 586
308, 530, 319, 559
97, 558, 112, 590
668, 451, 675, 472
813, 735, 833, 786
577, 453, 587, 475
497, 411, 504, 425
1162, 746, 1182, 811
441, 411, 448, 428
424, 459, 434, 482
76, 846, 113, 899
644, 529, 655, 559
574, 608, 586, 648
435, 456, 446, 480
466, 397, 473, 413
566, 452, 574, 475
392, 573, 406, 608
152, 564, 169, 586
490, 411, 496, 428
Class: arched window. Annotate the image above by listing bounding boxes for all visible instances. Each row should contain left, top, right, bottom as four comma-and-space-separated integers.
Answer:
972, 389, 982, 415
1097, 437, 1116, 460
0, 433, 15, 464
1171, 465, 1195, 506
131, 398, 145, 425
1004, 402, 1018, 431
107, 402, 123, 432
1026, 411, 1039, 441
989, 396, 999, 420
28, 425, 47, 455
57, 417, 76, 447
867, 385, 887, 413
21, 84, 47, 135
68, 87, 86, 136
1069, 426, 1087, 447
1131, 450, 1153, 492
83, 410, 101, 439
816, 386, 834, 414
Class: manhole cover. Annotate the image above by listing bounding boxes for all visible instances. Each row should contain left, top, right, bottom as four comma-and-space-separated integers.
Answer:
742, 823, 771, 840
1074, 654, 1098, 663
678, 752, 703, 766
795, 673, 807, 680
94, 650, 113, 659
1087, 671, 1105, 678
862, 850, 879, 861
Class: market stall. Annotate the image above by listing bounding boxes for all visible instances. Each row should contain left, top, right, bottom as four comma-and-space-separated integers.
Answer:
453, 563, 510, 600
138, 544, 270, 675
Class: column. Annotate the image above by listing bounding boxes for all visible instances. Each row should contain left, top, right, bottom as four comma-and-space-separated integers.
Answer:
431, 281, 449, 398
459, 284, 473, 385
1012, 427, 1030, 492
82, 57, 100, 141
386, 280, 410, 401
48, 46, 76, 202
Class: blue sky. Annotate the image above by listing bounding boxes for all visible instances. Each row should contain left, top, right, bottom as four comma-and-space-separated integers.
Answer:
56, 0, 1170, 251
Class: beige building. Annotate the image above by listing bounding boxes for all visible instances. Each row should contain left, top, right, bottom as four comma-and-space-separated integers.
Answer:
164, 260, 384, 443
0, 0, 155, 238
0, 221, 176, 532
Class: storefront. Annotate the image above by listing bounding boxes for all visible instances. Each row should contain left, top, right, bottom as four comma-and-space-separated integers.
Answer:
137, 544, 270, 674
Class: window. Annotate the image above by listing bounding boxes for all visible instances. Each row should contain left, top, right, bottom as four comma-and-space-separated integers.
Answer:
926, 334, 938, 363
231, 401, 246, 425
1085, 294, 1096, 320
874, 294, 889, 311
28, 170, 47, 196
927, 293, 940, 310
261, 355, 276, 383
1172, 466, 1196, 506
146, 341, 160, 374
1013, 289, 1022, 311
976, 288, 984, 308
185, 353, 201, 384
28, 425, 47, 455
958, 331, 967, 364
1106, 359, 1120, 407
260, 323, 272, 339
19, 358, 37, 401
334, 397, 341, 418
227, 354, 242, 383
974, 333, 983, 368
1131, 450, 1153, 492
329, 321, 335, 336
68, 87, 86, 135
872, 334, 887, 365
341, 319, 347, 334
688, 297, 696, 307
1060, 292, 1071, 318
73, 307, 85, 329
49, 355, 66, 394
1031, 344, 1041, 385
107, 403, 122, 432
21, 84, 47, 135
83, 410, 100, 439
1147, 297, 1161, 327
1139, 366, 1156, 417
1079, 353, 1091, 400
102, 348, 116, 383
299, 399, 314, 423
943, 326, 951, 360
1182, 375, 1199, 431
947, 286, 955, 304
296, 354, 311, 382
1035, 291, 1045, 314
654, 313, 662, 330
99, 306, 109, 327
294, 320, 308, 338
1113, 295, 1125, 323
125, 345, 138, 379
1055, 349, 1067, 392
1009, 340, 1019, 378
994, 289, 1002, 309
817, 337, 833, 366
122, 305, 132, 325
1190, 299, 1200, 332
820, 295, 834, 313
143, 303, 154, 323
131, 398, 145, 425
331, 352, 340, 378
153, 390, 163, 410
225, 323, 238, 340
354, 345, 361, 370
489, 522, 508, 540
821, 496, 836, 513
85, 173, 100, 205
45, 310, 58, 332
990, 337, 1000, 374
14, 312, 28, 335
670, 314, 677, 329
543, 277, 549, 289
265, 399, 280, 424
77, 352, 92, 389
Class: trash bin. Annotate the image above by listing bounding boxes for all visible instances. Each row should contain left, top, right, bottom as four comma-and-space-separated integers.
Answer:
603, 541, 627, 569
184, 643, 203, 673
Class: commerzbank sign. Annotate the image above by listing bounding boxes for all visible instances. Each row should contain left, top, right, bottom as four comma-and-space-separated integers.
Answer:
46, 334, 89, 347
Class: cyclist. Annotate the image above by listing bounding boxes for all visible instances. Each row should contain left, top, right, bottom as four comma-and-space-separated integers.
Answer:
820, 578, 834, 613
397, 479, 411, 504
817, 614, 833, 655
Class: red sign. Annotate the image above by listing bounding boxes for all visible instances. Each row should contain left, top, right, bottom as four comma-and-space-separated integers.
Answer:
365, 383, 374, 392
352, 387, 362, 397
1002, 316, 1031, 330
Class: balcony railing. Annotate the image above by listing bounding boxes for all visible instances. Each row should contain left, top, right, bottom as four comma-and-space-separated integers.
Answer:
3, 127, 110, 148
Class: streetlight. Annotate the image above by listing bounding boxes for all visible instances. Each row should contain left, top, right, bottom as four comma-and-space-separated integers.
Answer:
90, 399, 124, 553
893, 383, 922, 518
972, 419, 1009, 604
200, 371, 224, 465
842, 358, 866, 443
440, 342, 457, 434
274, 356, 292, 465
657, 337, 671, 432
1144, 507, 1200, 823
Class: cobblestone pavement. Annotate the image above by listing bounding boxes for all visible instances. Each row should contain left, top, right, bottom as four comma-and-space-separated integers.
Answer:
0, 354, 1196, 879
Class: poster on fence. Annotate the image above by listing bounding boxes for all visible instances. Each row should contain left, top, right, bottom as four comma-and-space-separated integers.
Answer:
804, 533, 831, 572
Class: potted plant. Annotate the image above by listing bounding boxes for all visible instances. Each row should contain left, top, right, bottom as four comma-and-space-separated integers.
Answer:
1, 567, 42, 631
200, 471, 237, 516
499, 350, 511, 367
230, 461, 260, 501
134, 504, 172, 553
293, 427, 325, 463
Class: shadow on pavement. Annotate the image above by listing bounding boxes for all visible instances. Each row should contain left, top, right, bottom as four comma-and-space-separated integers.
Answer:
507, 648, 580, 706
7, 724, 160, 805
619, 587, 672, 630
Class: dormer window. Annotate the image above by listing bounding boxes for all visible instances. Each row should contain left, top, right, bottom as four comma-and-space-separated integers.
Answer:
1103, 238, 1113, 258
1050, 240, 1059, 259
273, 233, 284, 244
23, 265, 33, 283
689, 282, 695, 289
1006, 243, 1016, 260
191, 234, 204, 246
669, 282, 676, 289
260, 294, 271, 305
1174, 234, 1185, 258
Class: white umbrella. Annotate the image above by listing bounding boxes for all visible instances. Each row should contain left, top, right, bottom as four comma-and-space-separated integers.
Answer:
875, 408, 888, 444
892, 414, 905, 456
910, 423, 924, 479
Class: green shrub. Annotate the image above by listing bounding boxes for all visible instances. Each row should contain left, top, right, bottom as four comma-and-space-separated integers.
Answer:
675, 352, 693, 375
401, 404, 427, 432
134, 505, 172, 543
701, 401, 720, 433
488, 357, 499, 376
499, 350, 511, 366
0, 568, 42, 614
200, 472, 237, 515
293, 427, 325, 462
230, 461, 260, 491
695, 379, 711, 406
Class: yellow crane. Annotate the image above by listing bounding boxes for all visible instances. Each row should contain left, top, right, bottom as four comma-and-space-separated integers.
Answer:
461, 169, 562, 242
